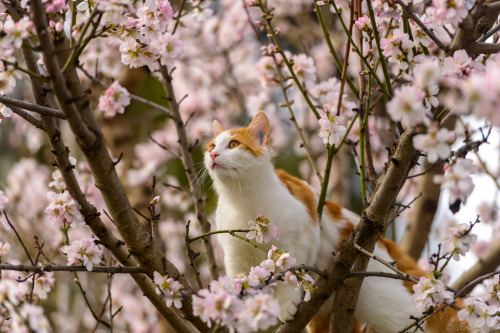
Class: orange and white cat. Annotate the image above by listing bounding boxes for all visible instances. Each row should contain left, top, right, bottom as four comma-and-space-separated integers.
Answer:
205, 112, 468, 332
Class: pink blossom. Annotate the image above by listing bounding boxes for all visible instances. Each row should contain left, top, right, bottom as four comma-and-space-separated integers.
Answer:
44, 191, 84, 226
433, 158, 476, 204
246, 214, 280, 244
291, 53, 317, 87
412, 123, 455, 163
237, 293, 280, 332
18, 303, 51, 333
441, 50, 482, 78
442, 223, 477, 261
44, 0, 68, 13
318, 107, 347, 146
2, 17, 33, 49
412, 276, 454, 311
247, 266, 273, 288
380, 29, 415, 70
355, 15, 372, 32
98, 81, 131, 118
0, 242, 10, 256
268, 245, 297, 270
157, 33, 185, 67
119, 38, 159, 71
61, 237, 103, 271
387, 85, 431, 127
0, 190, 9, 210
429, 0, 469, 26
153, 271, 183, 308
33, 272, 55, 300
484, 275, 500, 306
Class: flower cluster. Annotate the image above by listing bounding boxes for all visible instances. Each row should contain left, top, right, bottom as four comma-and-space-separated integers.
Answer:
192, 276, 280, 333
114, 0, 184, 71
98, 81, 131, 118
246, 214, 280, 244
153, 271, 183, 308
442, 223, 478, 261
412, 123, 455, 163
44, 191, 84, 226
412, 276, 454, 311
61, 237, 103, 271
264, 245, 297, 271
458, 296, 500, 328
387, 85, 431, 127
433, 158, 476, 204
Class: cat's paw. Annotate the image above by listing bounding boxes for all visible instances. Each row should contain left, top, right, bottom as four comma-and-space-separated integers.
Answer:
279, 298, 299, 322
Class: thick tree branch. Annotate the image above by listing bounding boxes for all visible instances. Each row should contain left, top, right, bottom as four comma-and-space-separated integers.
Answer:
0, 263, 143, 274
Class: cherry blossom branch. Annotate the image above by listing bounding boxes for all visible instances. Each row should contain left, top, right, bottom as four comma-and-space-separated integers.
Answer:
187, 229, 251, 243
348, 270, 415, 282
316, 114, 358, 219
366, 0, 393, 96
257, 0, 320, 119
2, 59, 46, 81
31, 0, 96, 148
77, 66, 173, 116
21, 6, 202, 329
0, 263, 144, 274
312, 2, 359, 96
478, 21, 500, 42
271, 52, 323, 182
0, 95, 66, 119
354, 243, 420, 283
398, 269, 500, 333
329, 1, 391, 98
160, 66, 219, 280
62, 9, 102, 73
3, 212, 35, 266
395, 0, 449, 52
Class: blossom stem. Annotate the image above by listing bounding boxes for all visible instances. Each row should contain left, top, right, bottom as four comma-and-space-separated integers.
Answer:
330, 1, 391, 98
366, 0, 393, 96
258, 1, 320, 119
188, 229, 251, 243
271, 53, 323, 182
313, 2, 359, 97
317, 114, 358, 220
2, 60, 46, 81
62, 9, 100, 73
70, 1, 77, 48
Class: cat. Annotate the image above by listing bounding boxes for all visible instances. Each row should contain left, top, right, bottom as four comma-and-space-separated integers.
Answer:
204, 111, 468, 333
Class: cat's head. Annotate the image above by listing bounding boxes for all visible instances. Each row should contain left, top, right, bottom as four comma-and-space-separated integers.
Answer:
204, 112, 272, 182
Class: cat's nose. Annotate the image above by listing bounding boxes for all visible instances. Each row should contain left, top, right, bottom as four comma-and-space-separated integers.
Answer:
210, 152, 219, 161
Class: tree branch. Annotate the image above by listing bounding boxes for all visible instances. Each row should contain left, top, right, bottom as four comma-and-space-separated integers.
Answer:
0, 263, 143, 274
0, 95, 66, 119
275, 127, 419, 332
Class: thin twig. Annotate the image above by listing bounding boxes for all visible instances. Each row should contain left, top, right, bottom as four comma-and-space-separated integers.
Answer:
395, 0, 448, 52
185, 220, 204, 289
0, 263, 143, 274
0, 95, 66, 119
9, 105, 43, 129
3, 211, 35, 265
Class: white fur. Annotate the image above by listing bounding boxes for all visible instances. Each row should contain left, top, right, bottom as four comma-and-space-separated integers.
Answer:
206, 129, 422, 330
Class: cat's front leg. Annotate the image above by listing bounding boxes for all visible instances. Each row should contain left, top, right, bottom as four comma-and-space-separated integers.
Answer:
277, 282, 302, 322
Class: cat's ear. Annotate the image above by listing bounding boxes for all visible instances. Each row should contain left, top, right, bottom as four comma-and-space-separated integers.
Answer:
248, 112, 270, 146
213, 120, 225, 137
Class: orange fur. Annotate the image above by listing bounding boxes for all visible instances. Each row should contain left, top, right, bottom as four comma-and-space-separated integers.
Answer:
226, 128, 266, 156
275, 170, 317, 223
380, 238, 470, 333
307, 314, 362, 333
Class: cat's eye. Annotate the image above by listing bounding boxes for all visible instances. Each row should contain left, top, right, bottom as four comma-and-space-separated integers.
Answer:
208, 144, 215, 152
228, 141, 240, 149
